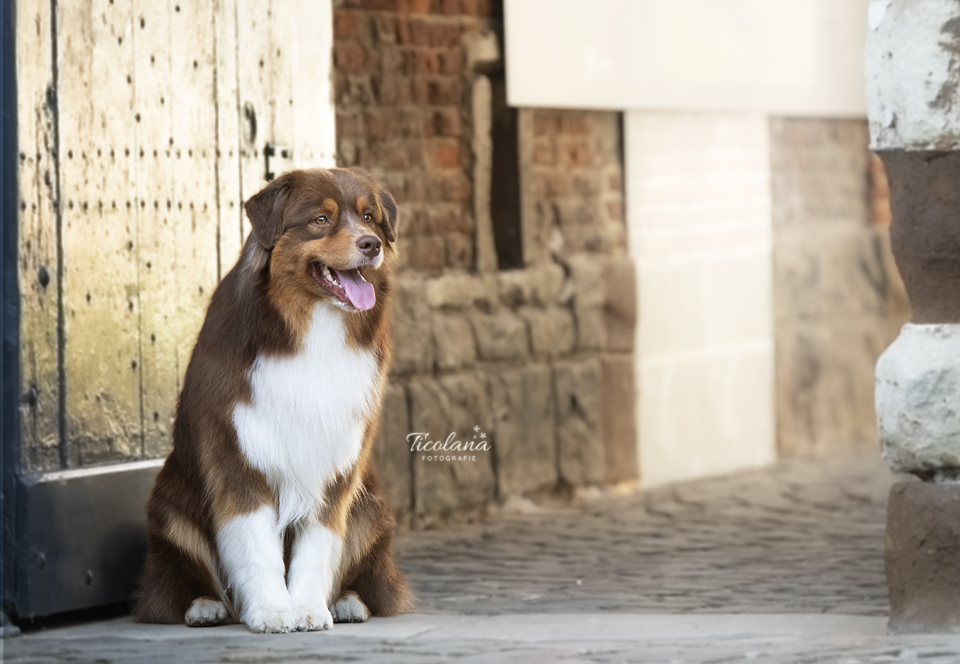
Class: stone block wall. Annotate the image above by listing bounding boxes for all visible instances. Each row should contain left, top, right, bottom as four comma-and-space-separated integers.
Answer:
333, 0, 636, 527
771, 118, 909, 457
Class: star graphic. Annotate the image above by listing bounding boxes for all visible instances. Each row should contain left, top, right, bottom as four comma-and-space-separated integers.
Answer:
473, 425, 480, 432
480, 432, 487, 439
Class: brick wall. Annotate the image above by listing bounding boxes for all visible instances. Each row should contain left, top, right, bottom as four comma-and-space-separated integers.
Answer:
772, 118, 909, 457
334, 0, 498, 272
332, 1, 636, 527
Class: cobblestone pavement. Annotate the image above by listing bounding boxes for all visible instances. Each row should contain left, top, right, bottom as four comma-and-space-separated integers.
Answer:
7, 451, 960, 663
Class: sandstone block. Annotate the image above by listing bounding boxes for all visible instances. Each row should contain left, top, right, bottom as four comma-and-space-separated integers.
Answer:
886, 481, 960, 634
601, 355, 638, 484
424, 270, 498, 310
408, 374, 497, 527
391, 276, 435, 374
554, 359, 605, 485
496, 263, 565, 308
470, 311, 529, 361
433, 312, 477, 370
603, 257, 636, 353
519, 306, 576, 357
372, 383, 412, 523
568, 256, 605, 351
876, 324, 960, 478
488, 365, 558, 496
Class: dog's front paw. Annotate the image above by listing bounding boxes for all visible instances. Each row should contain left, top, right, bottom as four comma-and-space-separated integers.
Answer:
293, 603, 333, 632
244, 604, 298, 634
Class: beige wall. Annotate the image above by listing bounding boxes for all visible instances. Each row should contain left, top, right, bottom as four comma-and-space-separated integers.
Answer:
626, 111, 776, 488
505, 0, 868, 116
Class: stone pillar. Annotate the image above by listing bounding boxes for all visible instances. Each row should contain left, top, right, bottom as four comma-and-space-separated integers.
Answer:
867, 0, 960, 634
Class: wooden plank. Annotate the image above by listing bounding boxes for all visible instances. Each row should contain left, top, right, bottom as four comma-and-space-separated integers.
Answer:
213, 0, 244, 274
235, 0, 336, 213
132, 0, 177, 458
235, 0, 273, 215
58, 0, 143, 465
17, 0, 61, 472
167, 0, 220, 436
285, 0, 336, 169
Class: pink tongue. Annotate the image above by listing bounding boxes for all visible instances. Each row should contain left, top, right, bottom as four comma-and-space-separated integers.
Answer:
332, 268, 376, 311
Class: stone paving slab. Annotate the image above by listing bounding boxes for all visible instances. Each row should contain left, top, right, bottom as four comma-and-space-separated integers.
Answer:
8, 450, 960, 662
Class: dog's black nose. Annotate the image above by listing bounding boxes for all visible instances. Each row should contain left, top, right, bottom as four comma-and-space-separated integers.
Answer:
357, 235, 382, 258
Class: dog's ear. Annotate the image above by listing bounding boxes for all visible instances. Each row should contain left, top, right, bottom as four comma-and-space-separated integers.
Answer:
379, 190, 399, 243
244, 176, 291, 250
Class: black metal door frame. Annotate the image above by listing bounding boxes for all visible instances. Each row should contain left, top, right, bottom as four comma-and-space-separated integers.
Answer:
2, 0, 22, 626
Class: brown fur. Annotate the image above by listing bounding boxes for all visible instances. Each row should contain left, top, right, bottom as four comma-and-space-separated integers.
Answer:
135, 168, 413, 625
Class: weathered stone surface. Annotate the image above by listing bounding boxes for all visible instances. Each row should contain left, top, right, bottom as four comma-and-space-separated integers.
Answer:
392, 276, 435, 374
432, 312, 477, 371
424, 271, 498, 310
603, 257, 636, 353
470, 311, 529, 361
866, 0, 960, 150
568, 256, 605, 352
554, 359, 605, 485
496, 263, 565, 308
777, 317, 895, 457
876, 324, 960, 478
408, 374, 497, 527
372, 383, 412, 524
886, 481, 960, 634
487, 365, 557, 497
601, 355, 638, 484
519, 306, 576, 357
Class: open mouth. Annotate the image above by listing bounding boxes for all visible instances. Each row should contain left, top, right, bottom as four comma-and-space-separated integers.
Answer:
309, 262, 376, 311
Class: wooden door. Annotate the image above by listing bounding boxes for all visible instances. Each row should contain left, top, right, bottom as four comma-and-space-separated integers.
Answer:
11, 0, 334, 618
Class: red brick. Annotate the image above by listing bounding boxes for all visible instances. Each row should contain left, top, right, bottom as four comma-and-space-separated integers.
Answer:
358, 0, 401, 10
381, 47, 404, 74
395, 18, 412, 44
334, 42, 369, 75
441, 0, 462, 14
427, 140, 460, 169
334, 11, 367, 40
608, 173, 622, 192
534, 113, 561, 137
439, 173, 471, 202
337, 112, 364, 139
399, 0, 432, 12
411, 77, 430, 104
429, 79, 461, 104
375, 76, 412, 105
439, 49, 463, 75
533, 144, 556, 166
431, 108, 462, 136
405, 50, 440, 75
409, 19, 432, 46
430, 207, 472, 233
431, 23, 461, 48
373, 15, 396, 42
561, 114, 590, 135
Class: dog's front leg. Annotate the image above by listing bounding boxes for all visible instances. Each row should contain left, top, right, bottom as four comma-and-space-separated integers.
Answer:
218, 505, 296, 633
286, 519, 343, 631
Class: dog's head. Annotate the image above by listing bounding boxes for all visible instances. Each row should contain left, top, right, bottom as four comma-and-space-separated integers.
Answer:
243, 168, 399, 312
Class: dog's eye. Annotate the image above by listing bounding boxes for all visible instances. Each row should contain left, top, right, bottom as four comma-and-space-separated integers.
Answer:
363, 213, 372, 222
315, 215, 328, 225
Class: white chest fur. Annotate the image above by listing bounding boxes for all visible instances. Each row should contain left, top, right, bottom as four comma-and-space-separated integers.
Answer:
232, 302, 381, 529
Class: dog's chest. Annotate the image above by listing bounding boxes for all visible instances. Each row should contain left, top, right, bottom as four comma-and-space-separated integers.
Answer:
232, 303, 380, 525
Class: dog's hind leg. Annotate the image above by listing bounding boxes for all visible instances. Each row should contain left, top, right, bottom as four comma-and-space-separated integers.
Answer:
339, 468, 414, 617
